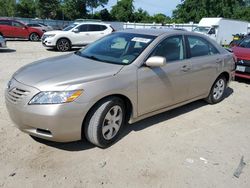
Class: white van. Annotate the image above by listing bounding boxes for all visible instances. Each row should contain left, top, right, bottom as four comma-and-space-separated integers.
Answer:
193, 17, 249, 46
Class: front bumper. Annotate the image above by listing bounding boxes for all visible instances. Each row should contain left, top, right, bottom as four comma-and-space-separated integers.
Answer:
5, 79, 89, 142
42, 36, 56, 47
235, 59, 250, 79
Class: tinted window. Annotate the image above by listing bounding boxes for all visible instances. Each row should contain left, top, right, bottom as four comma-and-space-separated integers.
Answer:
12, 21, 24, 27
150, 36, 185, 62
0, 20, 11, 25
29, 24, 40, 27
188, 36, 219, 57
78, 24, 88, 32
88, 24, 106, 31
239, 37, 250, 48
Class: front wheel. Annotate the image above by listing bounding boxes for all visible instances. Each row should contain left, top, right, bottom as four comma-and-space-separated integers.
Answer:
84, 97, 125, 148
29, 33, 40, 41
205, 76, 227, 104
56, 38, 71, 52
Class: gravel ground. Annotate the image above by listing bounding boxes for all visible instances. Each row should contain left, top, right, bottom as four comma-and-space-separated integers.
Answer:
0, 41, 250, 188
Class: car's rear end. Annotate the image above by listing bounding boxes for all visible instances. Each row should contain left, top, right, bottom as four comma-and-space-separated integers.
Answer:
232, 46, 250, 79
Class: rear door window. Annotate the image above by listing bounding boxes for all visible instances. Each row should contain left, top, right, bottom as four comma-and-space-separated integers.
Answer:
88, 24, 106, 31
187, 36, 219, 58
0, 20, 11, 26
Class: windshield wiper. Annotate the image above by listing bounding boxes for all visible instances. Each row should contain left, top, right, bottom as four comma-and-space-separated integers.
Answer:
81, 54, 102, 61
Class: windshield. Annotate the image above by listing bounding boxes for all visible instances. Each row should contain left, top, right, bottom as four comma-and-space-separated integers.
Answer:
238, 37, 250, 48
193, 27, 210, 33
63, 24, 78, 31
76, 32, 156, 65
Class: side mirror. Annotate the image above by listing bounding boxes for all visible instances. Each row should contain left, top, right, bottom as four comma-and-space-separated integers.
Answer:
72, 28, 79, 33
208, 28, 215, 35
145, 56, 166, 67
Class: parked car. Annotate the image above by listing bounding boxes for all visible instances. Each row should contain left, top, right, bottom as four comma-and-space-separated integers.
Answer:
232, 36, 250, 79
5, 29, 235, 147
27, 23, 53, 32
42, 22, 114, 51
0, 19, 43, 41
0, 35, 7, 48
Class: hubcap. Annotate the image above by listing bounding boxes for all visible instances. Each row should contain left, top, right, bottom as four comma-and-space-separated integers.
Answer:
30, 33, 39, 41
213, 79, 225, 100
58, 40, 69, 51
102, 106, 123, 140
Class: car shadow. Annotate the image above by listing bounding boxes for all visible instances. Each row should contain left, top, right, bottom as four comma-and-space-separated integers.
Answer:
0, 48, 16, 53
235, 77, 250, 84
46, 47, 82, 52
33, 87, 234, 151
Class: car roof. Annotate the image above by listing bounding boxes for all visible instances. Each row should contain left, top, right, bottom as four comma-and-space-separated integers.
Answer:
74, 22, 110, 26
117, 28, 188, 37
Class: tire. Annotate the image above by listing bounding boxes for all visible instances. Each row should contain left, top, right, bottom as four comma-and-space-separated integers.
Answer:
205, 76, 227, 104
56, 38, 71, 52
29, 33, 40, 41
84, 97, 125, 148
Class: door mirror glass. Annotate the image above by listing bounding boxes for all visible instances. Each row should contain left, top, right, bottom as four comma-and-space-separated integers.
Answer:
145, 56, 166, 67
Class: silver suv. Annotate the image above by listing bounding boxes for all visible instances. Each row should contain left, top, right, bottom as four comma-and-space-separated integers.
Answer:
5, 29, 235, 147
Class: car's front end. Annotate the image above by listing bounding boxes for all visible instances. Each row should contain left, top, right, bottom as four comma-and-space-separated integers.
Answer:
5, 78, 87, 142
5, 51, 126, 142
232, 38, 250, 79
41, 32, 58, 47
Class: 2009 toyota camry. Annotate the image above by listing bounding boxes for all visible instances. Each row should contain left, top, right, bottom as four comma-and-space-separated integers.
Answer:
5, 29, 235, 148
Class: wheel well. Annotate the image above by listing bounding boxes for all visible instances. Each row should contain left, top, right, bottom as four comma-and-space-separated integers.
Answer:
56, 37, 72, 46
219, 72, 230, 82
81, 94, 133, 139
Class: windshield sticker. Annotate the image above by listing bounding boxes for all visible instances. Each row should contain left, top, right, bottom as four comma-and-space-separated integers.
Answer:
131, 37, 152, 43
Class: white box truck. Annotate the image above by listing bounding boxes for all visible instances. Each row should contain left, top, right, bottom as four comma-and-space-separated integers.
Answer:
193, 17, 249, 46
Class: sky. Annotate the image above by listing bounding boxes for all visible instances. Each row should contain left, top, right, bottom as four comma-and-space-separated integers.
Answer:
95, 0, 182, 17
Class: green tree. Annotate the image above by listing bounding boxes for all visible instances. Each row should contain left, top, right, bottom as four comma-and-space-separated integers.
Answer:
16, 0, 36, 18
0, 0, 16, 17
134, 8, 151, 22
173, 0, 246, 23
152, 13, 170, 23
36, 0, 60, 19
110, 0, 134, 22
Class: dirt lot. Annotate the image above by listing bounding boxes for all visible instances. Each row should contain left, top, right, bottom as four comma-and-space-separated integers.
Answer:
0, 41, 249, 188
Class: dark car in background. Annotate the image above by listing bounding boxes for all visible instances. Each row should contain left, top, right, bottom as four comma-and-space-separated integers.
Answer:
0, 19, 44, 41
232, 36, 250, 79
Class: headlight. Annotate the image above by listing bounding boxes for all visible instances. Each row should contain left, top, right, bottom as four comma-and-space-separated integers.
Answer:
29, 90, 83, 105
44, 34, 56, 38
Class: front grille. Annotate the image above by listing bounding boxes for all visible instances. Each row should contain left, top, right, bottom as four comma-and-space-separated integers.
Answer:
237, 59, 250, 67
7, 87, 30, 104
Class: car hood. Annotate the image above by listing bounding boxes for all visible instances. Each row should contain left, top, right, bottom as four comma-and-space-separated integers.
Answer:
13, 53, 124, 91
232, 46, 250, 60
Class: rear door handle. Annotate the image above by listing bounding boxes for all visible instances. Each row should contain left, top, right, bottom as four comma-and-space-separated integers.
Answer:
181, 65, 191, 72
216, 58, 223, 64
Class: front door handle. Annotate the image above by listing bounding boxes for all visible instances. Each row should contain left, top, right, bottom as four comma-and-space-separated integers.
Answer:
216, 58, 223, 64
181, 65, 191, 72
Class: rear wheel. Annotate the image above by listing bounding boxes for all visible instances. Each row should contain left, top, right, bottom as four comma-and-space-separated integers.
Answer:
56, 38, 71, 52
84, 97, 125, 148
29, 33, 40, 41
205, 76, 227, 104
